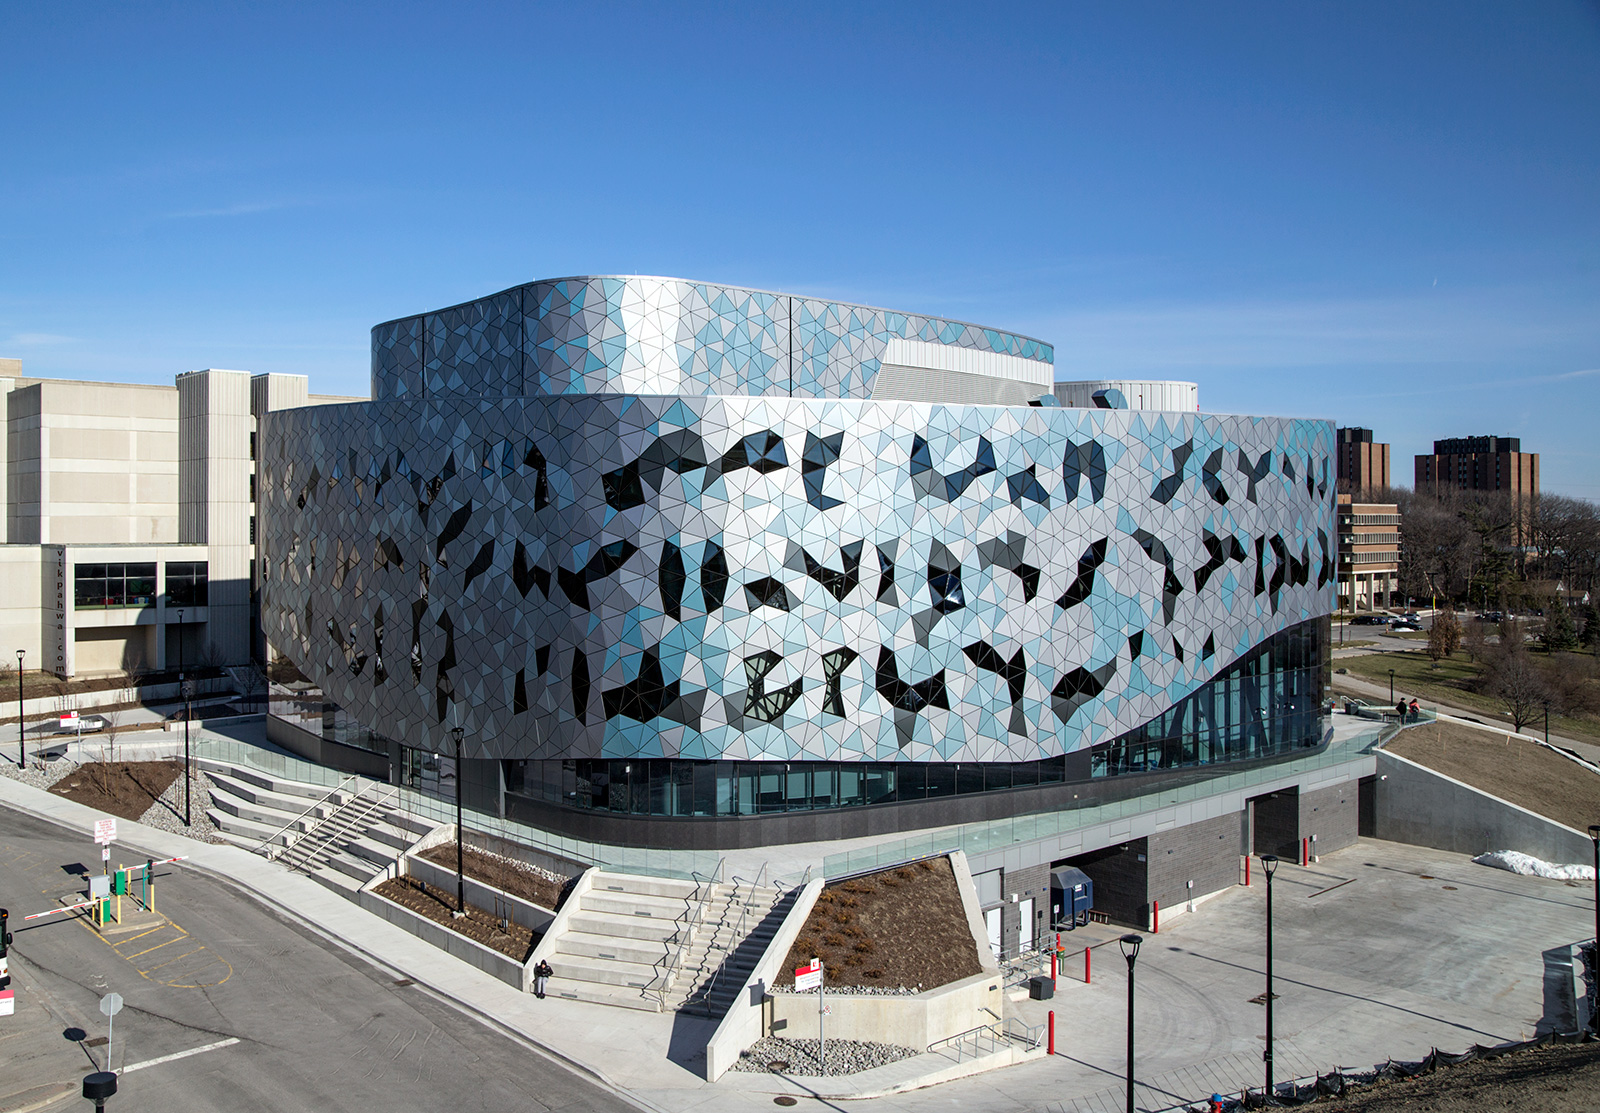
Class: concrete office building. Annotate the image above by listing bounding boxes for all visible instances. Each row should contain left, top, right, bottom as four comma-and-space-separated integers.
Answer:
1336, 494, 1400, 612
1335, 427, 1389, 494
259, 272, 1338, 941
0, 359, 360, 677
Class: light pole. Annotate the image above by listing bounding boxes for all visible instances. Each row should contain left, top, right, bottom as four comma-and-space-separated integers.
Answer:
1120, 933, 1143, 1113
1590, 825, 1599, 1034
1388, 668, 1395, 704
177, 609, 191, 826
1544, 701, 1551, 747
452, 726, 466, 918
14, 650, 23, 767
1260, 854, 1279, 1101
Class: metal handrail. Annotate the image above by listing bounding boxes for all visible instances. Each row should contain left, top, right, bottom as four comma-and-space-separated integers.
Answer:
254, 772, 363, 859
928, 1017, 1044, 1061
279, 784, 397, 872
652, 857, 723, 1005
687, 861, 776, 1010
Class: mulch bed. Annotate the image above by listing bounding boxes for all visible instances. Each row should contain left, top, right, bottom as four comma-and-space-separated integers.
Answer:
418, 843, 569, 910
373, 875, 538, 962
1386, 721, 1600, 833
49, 761, 185, 821
774, 856, 982, 992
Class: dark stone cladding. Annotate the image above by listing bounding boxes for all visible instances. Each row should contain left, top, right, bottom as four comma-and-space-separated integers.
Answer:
501, 739, 1326, 851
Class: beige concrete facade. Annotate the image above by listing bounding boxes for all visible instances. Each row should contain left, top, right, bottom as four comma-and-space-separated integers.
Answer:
1336, 494, 1400, 612
0, 359, 362, 678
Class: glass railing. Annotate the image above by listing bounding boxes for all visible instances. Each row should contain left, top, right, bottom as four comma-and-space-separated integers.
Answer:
822, 721, 1394, 878
188, 734, 722, 881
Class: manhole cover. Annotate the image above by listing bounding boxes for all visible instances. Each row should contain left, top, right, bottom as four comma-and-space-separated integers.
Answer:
768, 1060, 791, 1072
1442, 885, 1457, 891
774, 1098, 798, 1107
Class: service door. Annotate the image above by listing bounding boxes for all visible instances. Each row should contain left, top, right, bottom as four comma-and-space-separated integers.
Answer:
1018, 898, 1034, 953
985, 907, 1002, 958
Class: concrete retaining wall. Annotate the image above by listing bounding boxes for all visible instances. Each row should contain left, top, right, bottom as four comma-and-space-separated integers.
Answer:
403, 852, 556, 935
768, 970, 1003, 1047
1373, 750, 1595, 864
525, 867, 598, 969
266, 713, 389, 779
355, 885, 533, 992
704, 876, 824, 1081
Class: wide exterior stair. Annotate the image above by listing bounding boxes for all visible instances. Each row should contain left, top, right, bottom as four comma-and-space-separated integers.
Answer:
543, 871, 708, 1012
199, 758, 434, 897
671, 880, 792, 1017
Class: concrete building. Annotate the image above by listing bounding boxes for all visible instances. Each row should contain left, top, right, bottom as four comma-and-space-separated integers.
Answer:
0, 360, 361, 677
1336, 494, 1400, 612
1414, 436, 1538, 497
1335, 427, 1389, 494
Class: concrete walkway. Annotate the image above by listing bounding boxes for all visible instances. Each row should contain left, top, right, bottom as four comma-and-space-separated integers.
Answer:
1, 740, 1592, 1112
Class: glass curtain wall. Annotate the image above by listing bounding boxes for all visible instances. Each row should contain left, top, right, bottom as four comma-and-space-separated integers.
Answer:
502, 619, 1328, 819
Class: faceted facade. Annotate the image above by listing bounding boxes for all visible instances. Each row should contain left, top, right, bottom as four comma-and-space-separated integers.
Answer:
261, 277, 1336, 818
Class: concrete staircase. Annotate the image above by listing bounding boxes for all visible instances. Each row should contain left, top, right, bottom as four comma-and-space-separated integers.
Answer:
670, 880, 793, 1017
200, 758, 435, 897
542, 871, 711, 1012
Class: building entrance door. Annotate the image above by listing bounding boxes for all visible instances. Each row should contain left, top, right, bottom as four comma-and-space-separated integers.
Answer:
985, 907, 1001, 958
1018, 898, 1034, 953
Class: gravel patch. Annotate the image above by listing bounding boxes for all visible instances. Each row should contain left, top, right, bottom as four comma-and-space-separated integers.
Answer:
777, 984, 921, 997
0, 756, 79, 790
137, 767, 224, 843
729, 1036, 919, 1076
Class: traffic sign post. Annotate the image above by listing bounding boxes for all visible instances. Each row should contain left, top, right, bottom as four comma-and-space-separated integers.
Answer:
99, 992, 123, 1071
795, 959, 825, 1071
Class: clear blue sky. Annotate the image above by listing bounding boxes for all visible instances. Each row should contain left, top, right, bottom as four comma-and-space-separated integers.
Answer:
3, 2, 1597, 497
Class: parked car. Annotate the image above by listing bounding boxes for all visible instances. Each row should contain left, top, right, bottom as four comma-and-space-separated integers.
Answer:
1349, 615, 1386, 626
1390, 620, 1422, 632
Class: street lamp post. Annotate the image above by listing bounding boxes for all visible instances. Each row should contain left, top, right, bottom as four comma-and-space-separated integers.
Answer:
1120, 933, 1143, 1113
177, 609, 190, 826
451, 726, 466, 918
14, 650, 23, 767
1388, 668, 1395, 704
1589, 825, 1599, 1034
1544, 701, 1551, 747
1260, 854, 1280, 1101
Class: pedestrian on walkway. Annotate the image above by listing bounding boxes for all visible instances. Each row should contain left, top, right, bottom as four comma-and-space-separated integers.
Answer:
1395, 698, 1406, 722
1408, 698, 1420, 722
533, 959, 553, 999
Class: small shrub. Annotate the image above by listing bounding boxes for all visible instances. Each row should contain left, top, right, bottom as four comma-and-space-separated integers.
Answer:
843, 954, 862, 966
882, 877, 901, 887
896, 867, 915, 880
919, 860, 936, 872
844, 925, 866, 937
824, 933, 845, 946
834, 910, 851, 924
853, 940, 875, 954
815, 891, 836, 904
839, 896, 859, 908
864, 969, 883, 979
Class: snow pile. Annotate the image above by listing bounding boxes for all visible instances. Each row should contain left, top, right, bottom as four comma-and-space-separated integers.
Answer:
1471, 850, 1595, 881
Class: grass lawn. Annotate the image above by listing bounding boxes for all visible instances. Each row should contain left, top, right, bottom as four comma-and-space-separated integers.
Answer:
1339, 649, 1600, 746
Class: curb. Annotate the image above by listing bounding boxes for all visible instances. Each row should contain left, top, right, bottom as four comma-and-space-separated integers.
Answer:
0, 780, 669, 1113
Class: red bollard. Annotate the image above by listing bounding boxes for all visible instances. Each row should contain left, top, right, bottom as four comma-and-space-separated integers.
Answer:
1245, 855, 1251, 886
1152, 900, 1160, 933
1302, 836, 1309, 867
1048, 1010, 1056, 1055
1085, 946, 1091, 984
1051, 949, 1058, 984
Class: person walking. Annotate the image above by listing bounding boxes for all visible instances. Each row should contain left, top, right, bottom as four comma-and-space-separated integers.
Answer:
533, 959, 553, 999
1407, 698, 1420, 723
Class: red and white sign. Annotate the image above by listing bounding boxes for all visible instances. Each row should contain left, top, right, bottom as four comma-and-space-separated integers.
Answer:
794, 961, 823, 992
60, 711, 78, 728
0, 989, 14, 1017
93, 818, 116, 846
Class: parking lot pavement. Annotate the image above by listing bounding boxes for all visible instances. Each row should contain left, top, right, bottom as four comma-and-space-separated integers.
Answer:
0, 807, 640, 1113
969, 838, 1591, 1112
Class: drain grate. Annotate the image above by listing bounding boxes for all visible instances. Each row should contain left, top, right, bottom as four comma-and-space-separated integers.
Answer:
394, 978, 415, 987
1248, 992, 1281, 1005
774, 1098, 797, 1107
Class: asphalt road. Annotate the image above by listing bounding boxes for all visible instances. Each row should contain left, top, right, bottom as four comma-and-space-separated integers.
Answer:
0, 806, 639, 1113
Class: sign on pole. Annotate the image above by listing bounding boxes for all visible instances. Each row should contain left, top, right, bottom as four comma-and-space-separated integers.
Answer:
60, 712, 78, 729
93, 819, 116, 846
793, 962, 823, 992
100, 993, 122, 1069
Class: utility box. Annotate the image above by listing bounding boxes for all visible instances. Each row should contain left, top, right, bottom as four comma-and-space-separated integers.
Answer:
1051, 866, 1094, 929
1029, 975, 1054, 1000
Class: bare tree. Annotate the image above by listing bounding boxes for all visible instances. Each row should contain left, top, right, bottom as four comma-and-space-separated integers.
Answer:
101, 708, 123, 765
1478, 643, 1551, 733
